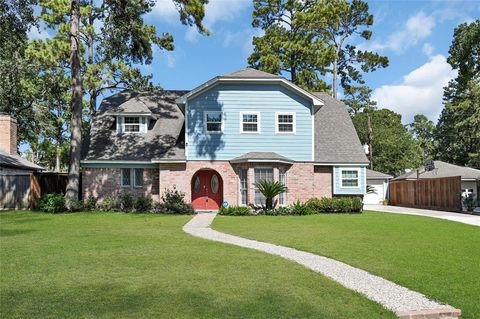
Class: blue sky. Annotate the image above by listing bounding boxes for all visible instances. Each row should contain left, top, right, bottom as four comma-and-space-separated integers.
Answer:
29, 0, 480, 124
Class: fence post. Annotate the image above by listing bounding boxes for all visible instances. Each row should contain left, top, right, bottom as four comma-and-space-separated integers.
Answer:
29, 173, 41, 209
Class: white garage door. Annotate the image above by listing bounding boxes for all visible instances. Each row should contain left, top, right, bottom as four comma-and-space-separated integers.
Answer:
364, 180, 385, 204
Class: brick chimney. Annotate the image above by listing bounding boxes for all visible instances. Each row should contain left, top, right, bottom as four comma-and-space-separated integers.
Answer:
0, 113, 18, 154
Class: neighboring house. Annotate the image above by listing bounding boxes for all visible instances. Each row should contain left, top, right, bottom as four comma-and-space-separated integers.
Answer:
365, 169, 393, 204
393, 161, 480, 198
81, 69, 369, 210
0, 114, 43, 174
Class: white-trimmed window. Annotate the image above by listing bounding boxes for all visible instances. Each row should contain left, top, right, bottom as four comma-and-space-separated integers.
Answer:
340, 169, 360, 188
254, 168, 273, 205
121, 168, 131, 187
279, 169, 287, 206
134, 168, 144, 187
124, 117, 141, 133
276, 112, 295, 133
240, 112, 260, 133
204, 111, 223, 133
239, 168, 248, 206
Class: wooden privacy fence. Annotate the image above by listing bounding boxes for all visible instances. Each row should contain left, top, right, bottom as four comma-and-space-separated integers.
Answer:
389, 176, 462, 212
1, 172, 69, 209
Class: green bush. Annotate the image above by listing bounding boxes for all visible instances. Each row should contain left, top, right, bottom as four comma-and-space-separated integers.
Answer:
219, 206, 251, 216
119, 192, 134, 212
134, 195, 153, 212
306, 197, 363, 214
38, 193, 66, 213
290, 201, 315, 215
100, 196, 117, 211
153, 188, 194, 214
83, 196, 97, 211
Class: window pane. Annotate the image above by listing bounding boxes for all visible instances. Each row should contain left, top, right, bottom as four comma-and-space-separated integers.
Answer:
278, 124, 293, 132
279, 169, 287, 205
134, 168, 144, 186
193, 175, 201, 193
243, 114, 257, 122
124, 117, 140, 124
211, 175, 219, 194
243, 123, 258, 132
254, 168, 273, 205
239, 169, 248, 205
342, 170, 358, 179
122, 169, 130, 186
124, 124, 140, 132
342, 179, 358, 187
207, 122, 222, 131
206, 113, 222, 122
278, 114, 293, 123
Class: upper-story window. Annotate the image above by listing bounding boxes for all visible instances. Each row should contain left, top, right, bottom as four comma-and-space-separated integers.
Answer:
276, 112, 296, 133
117, 116, 147, 134
340, 169, 360, 188
205, 111, 223, 133
240, 112, 260, 133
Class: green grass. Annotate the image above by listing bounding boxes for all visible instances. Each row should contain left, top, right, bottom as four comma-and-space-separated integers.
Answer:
0, 211, 395, 319
213, 211, 480, 319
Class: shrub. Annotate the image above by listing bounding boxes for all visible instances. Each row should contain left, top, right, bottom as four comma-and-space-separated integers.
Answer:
153, 188, 194, 214
100, 196, 117, 211
462, 194, 477, 212
65, 198, 84, 212
83, 196, 97, 211
290, 201, 315, 215
134, 195, 153, 212
254, 180, 288, 209
38, 193, 66, 213
219, 205, 251, 216
119, 192, 134, 212
306, 197, 363, 214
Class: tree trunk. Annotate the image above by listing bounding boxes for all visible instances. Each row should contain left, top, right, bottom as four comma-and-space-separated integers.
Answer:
367, 113, 373, 170
87, 23, 96, 116
65, 0, 83, 205
332, 57, 338, 99
55, 146, 61, 172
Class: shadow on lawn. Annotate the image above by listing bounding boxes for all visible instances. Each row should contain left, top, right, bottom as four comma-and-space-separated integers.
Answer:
0, 228, 37, 237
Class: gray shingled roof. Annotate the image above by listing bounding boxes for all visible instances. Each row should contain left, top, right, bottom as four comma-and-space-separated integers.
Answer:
82, 90, 187, 161
222, 68, 281, 78
366, 169, 393, 179
230, 152, 294, 164
0, 150, 44, 171
312, 92, 369, 164
393, 161, 480, 181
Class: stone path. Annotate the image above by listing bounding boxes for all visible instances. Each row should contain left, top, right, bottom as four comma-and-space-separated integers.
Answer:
184, 213, 461, 319
365, 204, 480, 227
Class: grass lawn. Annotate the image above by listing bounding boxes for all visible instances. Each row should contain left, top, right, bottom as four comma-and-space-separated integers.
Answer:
0, 211, 396, 319
213, 211, 480, 319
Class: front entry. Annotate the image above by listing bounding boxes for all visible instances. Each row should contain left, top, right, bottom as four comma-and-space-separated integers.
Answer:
191, 169, 223, 210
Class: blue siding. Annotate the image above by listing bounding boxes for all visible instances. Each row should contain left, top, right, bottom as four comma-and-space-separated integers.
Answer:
333, 166, 366, 195
186, 83, 313, 161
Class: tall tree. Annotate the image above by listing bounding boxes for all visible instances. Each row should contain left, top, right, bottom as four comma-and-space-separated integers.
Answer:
342, 85, 376, 115
248, 0, 388, 96
352, 108, 423, 175
0, 0, 38, 145
409, 114, 436, 162
436, 20, 480, 168
31, 0, 209, 203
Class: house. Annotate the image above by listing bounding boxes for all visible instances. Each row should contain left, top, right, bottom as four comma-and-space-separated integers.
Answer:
0, 114, 43, 174
81, 69, 369, 210
393, 160, 480, 198
364, 169, 393, 204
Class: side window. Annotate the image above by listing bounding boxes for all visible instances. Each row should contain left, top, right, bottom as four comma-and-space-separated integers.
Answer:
276, 112, 295, 133
121, 168, 131, 187
134, 168, 144, 187
279, 169, 287, 205
240, 112, 260, 133
205, 112, 223, 133
239, 169, 248, 206
341, 169, 359, 188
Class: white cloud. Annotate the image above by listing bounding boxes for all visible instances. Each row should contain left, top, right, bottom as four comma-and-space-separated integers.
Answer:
166, 53, 176, 68
361, 11, 435, 54
222, 28, 264, 57
372, 55, 456, 123
152, 0, 179, 21
422, 43, 434, 57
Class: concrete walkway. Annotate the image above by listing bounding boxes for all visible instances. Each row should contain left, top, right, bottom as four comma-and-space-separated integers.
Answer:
184, 213, 460, 319
365, 205, 480, 227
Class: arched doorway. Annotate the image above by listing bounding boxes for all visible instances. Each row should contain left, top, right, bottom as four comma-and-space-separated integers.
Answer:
191, 169, 223, 210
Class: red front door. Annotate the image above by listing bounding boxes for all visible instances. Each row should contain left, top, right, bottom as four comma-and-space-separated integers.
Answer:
191, 170, 223, 210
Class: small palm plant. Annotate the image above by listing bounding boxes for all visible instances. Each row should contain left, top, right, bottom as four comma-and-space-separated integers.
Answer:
254, 180, 288, 209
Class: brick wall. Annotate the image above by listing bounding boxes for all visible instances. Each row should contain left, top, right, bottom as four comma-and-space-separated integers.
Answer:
82, 168, 159, 202
82, 162, 333, 206
0, 114, 17, 154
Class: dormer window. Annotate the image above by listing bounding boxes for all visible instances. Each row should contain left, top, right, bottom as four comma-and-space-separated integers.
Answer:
116, 116, 147, 134
124, 117, 140, 132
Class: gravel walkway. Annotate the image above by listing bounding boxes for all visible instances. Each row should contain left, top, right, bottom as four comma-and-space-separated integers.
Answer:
365, 204, 480, 227
184, 213, 460, 318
